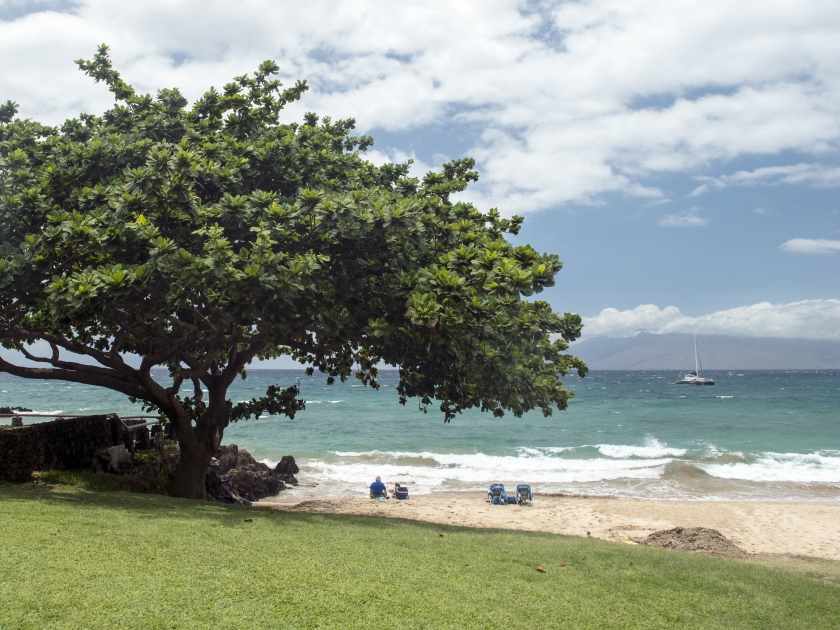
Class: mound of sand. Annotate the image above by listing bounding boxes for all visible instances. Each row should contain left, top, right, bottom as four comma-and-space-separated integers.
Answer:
643, 526, 749, 558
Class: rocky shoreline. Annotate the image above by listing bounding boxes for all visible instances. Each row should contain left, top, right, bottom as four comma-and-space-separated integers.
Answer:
204, 444, 299, 505
120, 443, 299, 504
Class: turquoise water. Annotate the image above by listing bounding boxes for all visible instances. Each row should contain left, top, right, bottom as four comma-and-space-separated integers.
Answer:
2, 369, 838, 500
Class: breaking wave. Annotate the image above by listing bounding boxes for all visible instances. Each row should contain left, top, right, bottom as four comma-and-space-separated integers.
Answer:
597, 437, 686, 459
698, 451, 840, 483
268, 439, 840, 499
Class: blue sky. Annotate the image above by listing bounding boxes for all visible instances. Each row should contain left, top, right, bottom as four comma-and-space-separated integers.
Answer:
1, 0, 839, 344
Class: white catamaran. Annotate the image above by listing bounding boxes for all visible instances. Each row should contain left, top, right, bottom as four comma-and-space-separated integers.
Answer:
676, 331, 715, 385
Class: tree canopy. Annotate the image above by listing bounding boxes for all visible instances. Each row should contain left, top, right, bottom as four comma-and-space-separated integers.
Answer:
0, 46, 586, 497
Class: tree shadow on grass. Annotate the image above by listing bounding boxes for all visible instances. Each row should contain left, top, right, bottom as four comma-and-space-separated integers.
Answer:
0, 482, 588, 543
9, 482, 838, 586
5, 481, 839, 630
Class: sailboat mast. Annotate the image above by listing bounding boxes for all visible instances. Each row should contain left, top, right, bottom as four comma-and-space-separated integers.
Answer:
694, 330, 699, 375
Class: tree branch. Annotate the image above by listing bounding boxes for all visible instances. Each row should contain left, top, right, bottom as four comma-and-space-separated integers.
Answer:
40, 331, 134, 375
0, 356, 148, 400
12, 339, 140, 384
110, 328, 129, 356
220, 338, 267, 388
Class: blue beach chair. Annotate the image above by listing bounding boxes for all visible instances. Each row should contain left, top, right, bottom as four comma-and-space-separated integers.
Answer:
488, 484, 507, 505
394, 484, 409, 500
516, 484, 533, 505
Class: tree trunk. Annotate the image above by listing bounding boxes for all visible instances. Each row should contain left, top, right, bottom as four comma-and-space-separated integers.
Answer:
171, 438, 215, 499
169, 387, 228, 500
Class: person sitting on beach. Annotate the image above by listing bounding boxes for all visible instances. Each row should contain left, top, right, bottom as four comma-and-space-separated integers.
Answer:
370, 476, 388, 499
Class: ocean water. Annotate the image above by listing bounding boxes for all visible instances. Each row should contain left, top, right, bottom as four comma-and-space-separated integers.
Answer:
2, 369, 838, 501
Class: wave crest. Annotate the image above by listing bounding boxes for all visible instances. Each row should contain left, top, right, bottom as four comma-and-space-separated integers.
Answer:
598, 436, 686, 459
275, 442, 840, 497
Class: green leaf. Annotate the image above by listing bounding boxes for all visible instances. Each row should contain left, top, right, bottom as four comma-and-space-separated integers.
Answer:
0, 45, 586, 497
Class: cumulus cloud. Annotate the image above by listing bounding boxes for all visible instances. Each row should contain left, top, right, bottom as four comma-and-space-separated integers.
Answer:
780, 238, 840, 254
583, 300, 840, 341
2, 1, 840, 213
658, 207, 707, 227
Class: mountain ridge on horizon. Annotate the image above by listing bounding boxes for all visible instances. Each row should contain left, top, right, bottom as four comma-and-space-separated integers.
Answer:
571, 333, 840, 370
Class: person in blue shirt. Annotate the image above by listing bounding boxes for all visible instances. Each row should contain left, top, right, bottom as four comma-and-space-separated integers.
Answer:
370, 476, 388, 499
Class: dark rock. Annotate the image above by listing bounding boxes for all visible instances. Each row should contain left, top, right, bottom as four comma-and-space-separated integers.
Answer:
205, 467, 226, 500
228, 467, 283, 502
236, 448, 258, 468
0, 406, 33, 414
214, 444, 239, 475
11, 416, 23, 427
206, 444, 285, 504
234, 448, 272, 475
273, 455, 299, 476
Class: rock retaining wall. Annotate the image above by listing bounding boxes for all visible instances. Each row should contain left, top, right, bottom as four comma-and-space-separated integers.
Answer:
0, 415, 121, 482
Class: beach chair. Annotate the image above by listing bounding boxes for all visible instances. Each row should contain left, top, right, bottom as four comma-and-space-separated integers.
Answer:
394, 483, 409, 500
516, 484, 533, 505
488, 484, 507, 505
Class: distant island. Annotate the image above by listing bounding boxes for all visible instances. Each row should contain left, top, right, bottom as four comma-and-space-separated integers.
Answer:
572, 333, 840, 370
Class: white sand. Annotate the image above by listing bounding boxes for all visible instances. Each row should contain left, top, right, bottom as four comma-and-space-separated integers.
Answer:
258, 494, 840, 560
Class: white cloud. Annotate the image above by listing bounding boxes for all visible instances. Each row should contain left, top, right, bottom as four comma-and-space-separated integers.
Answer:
691, 163, 840, 196
658, 208, 707, 227
583, 300, 840, 340
2, 1, 840, 213
780, 238, 840, 254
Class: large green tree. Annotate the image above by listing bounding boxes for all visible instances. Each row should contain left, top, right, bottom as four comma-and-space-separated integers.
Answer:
0, 46, 586, 498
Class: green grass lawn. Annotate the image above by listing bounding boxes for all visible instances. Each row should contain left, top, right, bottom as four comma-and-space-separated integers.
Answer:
0, 484, 838, 629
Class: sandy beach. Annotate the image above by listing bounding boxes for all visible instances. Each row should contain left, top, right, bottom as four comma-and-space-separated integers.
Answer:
259, 493, 840, 560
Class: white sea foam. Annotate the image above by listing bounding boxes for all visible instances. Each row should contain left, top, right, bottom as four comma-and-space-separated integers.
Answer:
700, 451, 840, 483
295, 449, 669, 496
597, 437, 686, 459
278, 442, 840, 498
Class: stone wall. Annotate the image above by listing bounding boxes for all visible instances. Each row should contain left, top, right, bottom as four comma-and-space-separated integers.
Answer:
0, 415, 121, 482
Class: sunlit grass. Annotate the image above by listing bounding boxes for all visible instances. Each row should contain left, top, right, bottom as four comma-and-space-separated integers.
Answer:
0, 484, 837, 629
